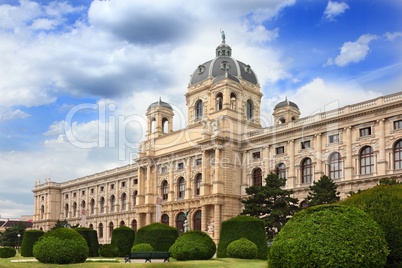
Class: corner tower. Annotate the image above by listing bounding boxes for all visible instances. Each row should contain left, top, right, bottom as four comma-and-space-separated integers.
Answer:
146, 98, 174, 139
185, 33, 263, 129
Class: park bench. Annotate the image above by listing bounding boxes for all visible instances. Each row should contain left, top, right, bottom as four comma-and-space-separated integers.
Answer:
124, 251, 170, 263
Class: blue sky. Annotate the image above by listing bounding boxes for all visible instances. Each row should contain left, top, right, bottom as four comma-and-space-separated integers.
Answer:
0, 0, 401, 218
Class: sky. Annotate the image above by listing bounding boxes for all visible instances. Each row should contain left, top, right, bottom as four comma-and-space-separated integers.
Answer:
0, 0, 401, 219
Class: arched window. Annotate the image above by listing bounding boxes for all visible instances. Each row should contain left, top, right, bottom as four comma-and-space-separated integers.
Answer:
110, 195, 116, 212
72, 202, 77, 217
64, 204, 69, 218
162, 117, 169, 133
161, 214, 169, 225
176, 212, 185, 234
178, 177, 185, 199
216, 93, 223, 111
246, 99, 253, 120
81, 200, 86, 210
120, 221, 125, 227
131, 219, 137, 231
40, 205, 45, 220
99, 197, 105, 213
301, 158, 313, 184
162, 180, 169, 201
329, 152, 342, 179
360, 146, 374, 175
394, 140, 402, 170
98, 223, 103, 238
193, 210, 201, 231
90, 199, 95, 215
109, 222, 114, 237
121, 193, 127, 211
276, 163, 286, 179
89, 224, 93, 229
133, 190, 138, 207
150, 118, 156, 133
195, 174, 202, 196
252, 168, 262, 186
195, 100, 203, 120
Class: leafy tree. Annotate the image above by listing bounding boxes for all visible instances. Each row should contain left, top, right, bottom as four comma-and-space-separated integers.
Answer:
50, 219, 79, 230
378, 177, 401, 185
306, 175, 340, 206
0, 223, 26, 248
241, 172, 299, 240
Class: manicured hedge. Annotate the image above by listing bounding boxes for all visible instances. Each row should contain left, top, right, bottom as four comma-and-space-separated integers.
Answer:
0, 246, 16, 258
341, 184, 402, 267
134, 223, 178, 251
75, 227, 99, 257
99, 244, 119, 257
217, 215, 267, 259
20, 230, 44, 257
227, 238, 257, 259
111, 226, 135, 257
169, 231, 216, 260
131, 243, 153, 252
33, 228, 88, 264
268, 205, 389, 268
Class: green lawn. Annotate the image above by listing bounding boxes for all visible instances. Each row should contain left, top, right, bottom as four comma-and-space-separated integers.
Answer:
0, 255, 267, 268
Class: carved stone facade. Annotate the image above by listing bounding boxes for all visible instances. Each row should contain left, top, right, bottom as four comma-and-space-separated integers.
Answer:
33, 39, 402, 244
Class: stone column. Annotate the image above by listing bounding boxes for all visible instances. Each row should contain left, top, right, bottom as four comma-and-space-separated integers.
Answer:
201, 151, 209, 195
185, 157, 192, 199
213, 204, 221, 243
344, 127, 353, 179
288, 140, 295, 188
315, 134, 323, 179
169, 161, 174, 201
145, 164, 152, 204
201, 205, 207, 232
213, 148, 223, 194
377, 119, 387, 175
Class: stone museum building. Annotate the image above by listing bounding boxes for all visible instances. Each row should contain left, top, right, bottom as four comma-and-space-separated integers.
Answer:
33, 37, 402, 244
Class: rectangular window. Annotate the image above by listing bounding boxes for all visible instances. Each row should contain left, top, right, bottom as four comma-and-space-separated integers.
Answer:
252, 152, 261, 159
81, 190, 85, 196
161, 166, 168, 173
73, 192, 76, 198
360, 127, 372, 137
301, 140, 311, 149
133, 179, 138, 185
65, 194, 69, 199
276, 146, 284, 155
329, 134, 340, 143
394, 120, 402, 130
110, 184, 114, 190
195, 158, 202, 166
90, 188, 94, 194
177, 162, 184, 170
100, 186, 104, 192
121, 181, 126, 188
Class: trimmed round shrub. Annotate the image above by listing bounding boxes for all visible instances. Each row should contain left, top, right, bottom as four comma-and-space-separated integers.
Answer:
0, 246, 16, 258
217, 215, 267, 259
134, 223, 178, 251
131, 243, 153, 252
169, 230, 216, 261
268, 205, 389, 268
99, 244, 119, 257
341, 184, 402, 267
75, 228, 99, 257
110, 226, 135, 257
20, 230, 44, 257
227, 238, 257, 259
33, 228, 89, 264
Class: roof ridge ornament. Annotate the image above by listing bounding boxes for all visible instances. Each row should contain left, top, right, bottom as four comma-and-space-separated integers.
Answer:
220, 29, 225, 43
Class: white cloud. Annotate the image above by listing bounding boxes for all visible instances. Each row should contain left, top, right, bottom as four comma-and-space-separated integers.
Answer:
0, 108, 30, 120
325, 34, 378, 67
384, 32, 402, 41
324, 1, 350, 21
261, 77, 382, 125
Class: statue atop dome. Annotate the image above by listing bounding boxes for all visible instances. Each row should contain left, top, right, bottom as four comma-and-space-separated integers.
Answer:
220, 29, 225, 43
